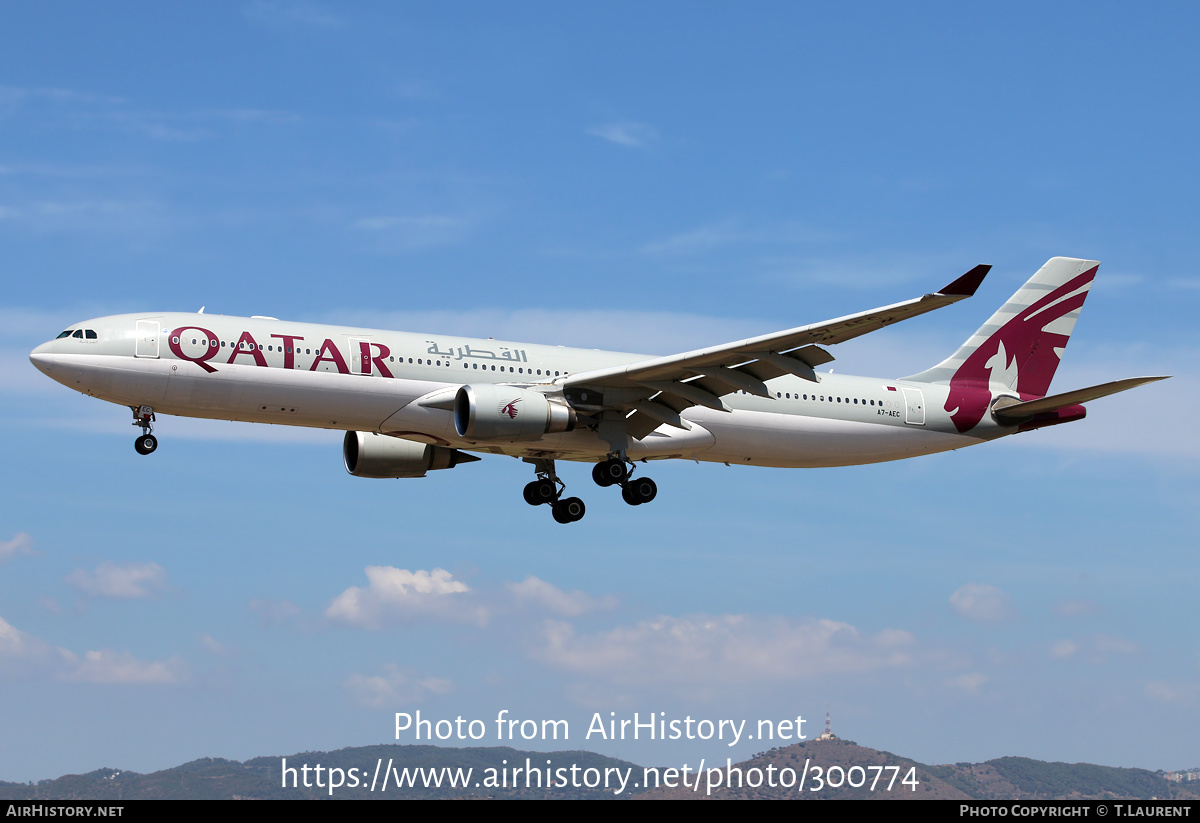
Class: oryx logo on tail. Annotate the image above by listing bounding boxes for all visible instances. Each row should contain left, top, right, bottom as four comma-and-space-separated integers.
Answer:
904, 257, 1098, 433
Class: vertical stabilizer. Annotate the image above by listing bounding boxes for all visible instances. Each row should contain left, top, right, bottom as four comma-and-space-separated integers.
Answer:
904, 257, 1099, 432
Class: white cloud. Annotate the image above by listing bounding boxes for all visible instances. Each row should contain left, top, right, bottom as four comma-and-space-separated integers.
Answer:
0, 533, 34, 564
66, 650, 186, 685
505, 576, 616, 617
344, 665, 453, 708
198, 633, 231, 656
761, 250, 970, 291
352, 215, 468, 250
0, 617, 74, 679
66, 561, 168, 599
1049, 635, 1141, 663
638, 219, 832, 257
1054, 599, 1101, 617
249, 598, 304, 627
0, 616, 184, 685
326, 566, 480, 629
533, 615, 915, 696
1145, 680, 1195, 705
586, 122, 658, 148
948, 672, 989, 693
639, 221, 755, 256
1092, 634, 1141, 656
0, 85, 123, 108
0, 616, 48, 658
949, 583, 1013, 623
1050, 639, 1079, 659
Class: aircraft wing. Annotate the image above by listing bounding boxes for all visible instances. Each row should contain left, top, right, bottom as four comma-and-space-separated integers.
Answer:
563, 265, 990, 438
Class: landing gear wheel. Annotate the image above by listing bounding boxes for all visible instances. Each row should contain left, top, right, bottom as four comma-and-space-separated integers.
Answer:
622, 476, 657, 506
523, 479, 556, 506
552, 497, 586, 523
134, 434, 158, 455
592, 459, 628, 487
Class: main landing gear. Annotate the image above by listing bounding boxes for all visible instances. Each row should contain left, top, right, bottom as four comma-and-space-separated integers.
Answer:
131, 405, 158, 455
523, 459, 586, 524
592, 456, 657, 506
522, 455, 658, 524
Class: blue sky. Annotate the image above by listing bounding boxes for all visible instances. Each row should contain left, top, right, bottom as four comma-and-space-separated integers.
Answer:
1, 3, 1197, 784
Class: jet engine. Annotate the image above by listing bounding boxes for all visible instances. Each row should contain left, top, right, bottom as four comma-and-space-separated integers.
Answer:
343, 431, 479, 478
453, 384, 576, 441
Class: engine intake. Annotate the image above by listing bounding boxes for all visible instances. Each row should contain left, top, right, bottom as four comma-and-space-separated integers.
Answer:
454, 384, 576, 441
343, 431, 479, 478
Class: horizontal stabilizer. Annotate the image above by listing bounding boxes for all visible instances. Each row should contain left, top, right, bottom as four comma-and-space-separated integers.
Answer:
992, 376, 1170, 421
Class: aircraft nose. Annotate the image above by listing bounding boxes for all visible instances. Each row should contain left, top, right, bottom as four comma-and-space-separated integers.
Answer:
30, 342, 55, 375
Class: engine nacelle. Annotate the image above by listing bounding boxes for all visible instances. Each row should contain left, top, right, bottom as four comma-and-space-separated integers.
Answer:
343, 431, 478, 478
454, 384, 576, 441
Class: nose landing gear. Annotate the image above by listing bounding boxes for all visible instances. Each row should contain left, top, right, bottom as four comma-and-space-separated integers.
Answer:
131, 405, 158, 455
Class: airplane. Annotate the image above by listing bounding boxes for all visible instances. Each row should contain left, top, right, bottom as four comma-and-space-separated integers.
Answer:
29, 257, 1167, 524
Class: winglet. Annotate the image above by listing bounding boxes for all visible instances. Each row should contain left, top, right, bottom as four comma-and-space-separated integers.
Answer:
937, 264, 990, 297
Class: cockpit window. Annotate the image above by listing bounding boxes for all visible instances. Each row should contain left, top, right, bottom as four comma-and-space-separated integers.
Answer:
57, 330, 73, 339
72, 330, 84, 339
85, 329, 97, 339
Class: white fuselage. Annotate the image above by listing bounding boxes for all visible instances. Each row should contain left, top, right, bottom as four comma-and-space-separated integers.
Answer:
29, 312, 999, 468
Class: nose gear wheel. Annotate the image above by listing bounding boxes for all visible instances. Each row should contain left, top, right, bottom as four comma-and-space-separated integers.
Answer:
131, 405, 158, 455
